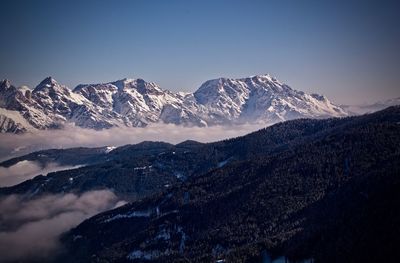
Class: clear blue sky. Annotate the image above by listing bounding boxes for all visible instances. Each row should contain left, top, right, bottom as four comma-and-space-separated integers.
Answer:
1, 0, 399, 104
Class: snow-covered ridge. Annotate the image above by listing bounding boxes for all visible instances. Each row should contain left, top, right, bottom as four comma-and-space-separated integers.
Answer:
0, 74, 347, 133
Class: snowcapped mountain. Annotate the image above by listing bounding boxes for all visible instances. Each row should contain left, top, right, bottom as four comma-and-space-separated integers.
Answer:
192, 74, 346, 124
74, 78, 186, 127
0, 74, 347, 133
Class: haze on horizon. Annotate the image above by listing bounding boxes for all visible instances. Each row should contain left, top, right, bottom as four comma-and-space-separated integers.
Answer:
1, 0, 399, 105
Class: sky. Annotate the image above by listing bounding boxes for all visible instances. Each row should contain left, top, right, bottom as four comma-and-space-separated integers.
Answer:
0, 0, 399, 104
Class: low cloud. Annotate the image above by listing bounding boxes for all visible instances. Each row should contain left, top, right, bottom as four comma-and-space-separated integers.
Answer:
0, 161, 84, 187
0, 190, 126, 262
0, 123, 266, 161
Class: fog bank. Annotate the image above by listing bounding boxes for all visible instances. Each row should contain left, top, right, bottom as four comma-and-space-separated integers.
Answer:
0, 160, 84, 187
0, 123, 266, 161
0, 190, 126, 262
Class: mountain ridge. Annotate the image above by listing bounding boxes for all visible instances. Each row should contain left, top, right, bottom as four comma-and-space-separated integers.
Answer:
0, 74, 347, 133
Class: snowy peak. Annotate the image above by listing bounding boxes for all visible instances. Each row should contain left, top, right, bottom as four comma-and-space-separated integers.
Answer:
194, 74, 290, 105
193, 77, 250, 121
192, 74, 346, 124
0, 79, 12, 90
32, 77, 75, 100
242, 74, 291, 94
38, 76, 58, 86
75, 78, 162, 94
73, 78, 185, 127
34, 76, 61, 89
244, 74, 283, 85
194, 77, 248, 104
110, 78, 163, 94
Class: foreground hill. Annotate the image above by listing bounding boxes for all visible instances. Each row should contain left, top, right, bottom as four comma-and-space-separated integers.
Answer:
53, 107, 400, 262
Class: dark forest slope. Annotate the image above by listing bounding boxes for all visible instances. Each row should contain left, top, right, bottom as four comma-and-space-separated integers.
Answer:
59, 106, 400, 262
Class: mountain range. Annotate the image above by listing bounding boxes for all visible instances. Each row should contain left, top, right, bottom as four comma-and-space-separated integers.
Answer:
0, 74, 347, 133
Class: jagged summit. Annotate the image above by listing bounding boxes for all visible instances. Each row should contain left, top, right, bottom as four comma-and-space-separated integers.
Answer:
36, 77, 59, 88
33, 76, 65, 93
39, 76, 58, 85
245, 73, 280, 82
0, 74, 348, 133
111, 78, 137, 90
193, 74, 345, 123
74, 78, 161, 93
0, 79, 12, 89
111, 78, 163, 94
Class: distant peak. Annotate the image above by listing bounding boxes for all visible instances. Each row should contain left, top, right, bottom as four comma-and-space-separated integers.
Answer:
111, 78, 162, 93
0, 79, 11, 89
39, 76, 58, 86
136, 78, 146, 84
197, 74, 282, 92
112, 78, 136, 90
74, 78, 149, 92
33, 77, 67, 93
251, 73, 272, 78
202, 74, 279, 85
247, 74, 278, 82
119, 78, 136, 83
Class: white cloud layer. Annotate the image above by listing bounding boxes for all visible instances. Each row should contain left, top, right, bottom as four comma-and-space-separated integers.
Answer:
0, 190, 126, 262
0, 161, 84, 187
0, 123, 266, 161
